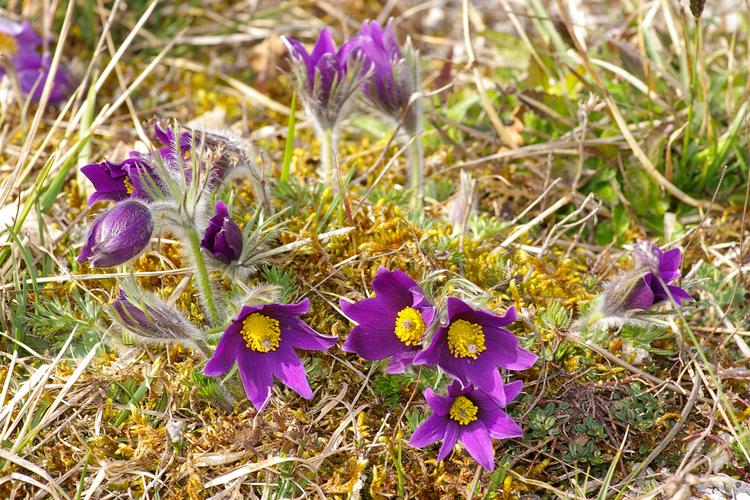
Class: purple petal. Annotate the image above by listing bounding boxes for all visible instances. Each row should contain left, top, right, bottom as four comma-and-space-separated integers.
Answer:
280, 317, 338, 351
78, 200, 154, 267
412, 326, 446, 366
385, 348, 418, 374
625, 276, 656, 310
502, 379, 524, 404
410, 414, 447, 448
342, 324, 403, 360
237, 350, 273, 411
659, 248, 682, 282
271, 345, 313, 400
310, 28, 336, 64
481, 408, 523, 441
371, 268, 422, 312
204, 329, 242, 377
340, 296, 399, 332
424, 388, 452, 416
437, 422, 460, 461
460, 421, 496, 471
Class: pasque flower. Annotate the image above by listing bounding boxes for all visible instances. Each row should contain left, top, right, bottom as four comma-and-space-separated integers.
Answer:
203, 299, 338, 411
623, 241, 692, 310
0, 17, 70, 103
413, 298, 536, 399
283, 28, 360, 131
80, 155, 156, 205
81, 124, 196, 205
111, 289, 200, 343
350, 20, 420, 132
201, 200, 243, 264
77, 200, 154, 267
341, 268, 434, 373
409, 379, 523, 471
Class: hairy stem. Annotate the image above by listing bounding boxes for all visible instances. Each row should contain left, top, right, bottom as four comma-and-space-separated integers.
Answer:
407, 131, 424, 209
320, 127, 336, 188
185, 226, 221, 327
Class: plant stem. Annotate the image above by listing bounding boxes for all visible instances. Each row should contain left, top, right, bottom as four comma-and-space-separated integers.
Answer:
320, 127, 336, 188
185, 226, 221, 328
407, 131, 424, 209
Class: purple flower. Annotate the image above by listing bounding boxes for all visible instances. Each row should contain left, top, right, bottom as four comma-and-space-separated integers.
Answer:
203, 299, 338, 411
201, 200, 243, 264
624, 242, 693, 310
77, 200, 154, 267
111, 289, 199, 342
80, 155, 156, 205
0, 17, 70, 103
409, 379, 523, 471
153, 123, 194, 165
413, 298, 536, 398
283, 28, 360, 130
350, 20, 419, 131
341, 268, 435, 373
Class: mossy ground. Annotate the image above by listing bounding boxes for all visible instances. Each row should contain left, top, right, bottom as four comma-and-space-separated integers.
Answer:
1, 1, 749, 499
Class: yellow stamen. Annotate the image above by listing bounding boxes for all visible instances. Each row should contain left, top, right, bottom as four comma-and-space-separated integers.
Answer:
446, 319, 486, 359
123, 176, 134, 195
394, 306, 425, 346
0, 34, 17, 55
241, 313, 281, 352
449, 396, 479, 425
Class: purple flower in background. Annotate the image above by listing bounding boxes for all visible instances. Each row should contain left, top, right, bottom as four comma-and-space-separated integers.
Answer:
409, 379, 523, 471
414, 298, 536, 400
350, 20, 419, 131
341, 268, 434, 373
201, 200, 243, 264
77, 200, 154, 267
283, 28, 360, 130
154, 122, 194, 164
81, 155, 156, 205
203, 299, 338, 411
624, 242, 693, 309
0, 17, 70, 103
111, 289, 199, 342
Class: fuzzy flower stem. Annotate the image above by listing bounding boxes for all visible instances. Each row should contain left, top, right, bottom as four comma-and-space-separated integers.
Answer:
407, 128, 424, 209
185, 226, 222, 328
320, 127, 336, 189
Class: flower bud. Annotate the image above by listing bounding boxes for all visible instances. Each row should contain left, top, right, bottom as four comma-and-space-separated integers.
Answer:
200, 200, 243, 264
111, 289, 199, 343
77, 200, 154, 267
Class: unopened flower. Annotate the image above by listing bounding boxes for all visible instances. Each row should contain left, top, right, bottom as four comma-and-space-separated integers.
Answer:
283, 28, 360, 131
0, 17, 70, 103
111, 289, 200, 343
350, 20, 420, 132
409, 379, 523, 471
77, 200, 154, 267
341, 268, 435, 373
413, 298, 536, 397
201, 200, 243, 264
203, 299, 338, 411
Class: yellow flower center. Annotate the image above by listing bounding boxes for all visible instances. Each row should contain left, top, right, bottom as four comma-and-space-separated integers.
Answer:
241, 313, 281, 352
0, 34, 17, 55
394, 306, 425, 346
123, 176, 134, 195
449, 396, 479, 426
446, 320, 486, 359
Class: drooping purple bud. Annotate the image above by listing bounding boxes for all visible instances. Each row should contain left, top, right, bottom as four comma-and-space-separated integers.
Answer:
349, 20, 420, 132
77, 200, 154, 267
0, 17, 71, 103
111, 289, 200, 343
201, 200, 243, 264
283, 28, 360, 131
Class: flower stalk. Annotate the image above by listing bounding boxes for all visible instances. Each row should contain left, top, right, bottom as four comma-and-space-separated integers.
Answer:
185, 225, 222, 328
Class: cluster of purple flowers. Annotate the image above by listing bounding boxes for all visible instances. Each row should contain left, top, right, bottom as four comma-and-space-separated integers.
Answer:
284, 20, 418, 134
0, 17, 70, 103
77, 124, 246, 269
340, 268, 536, 471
